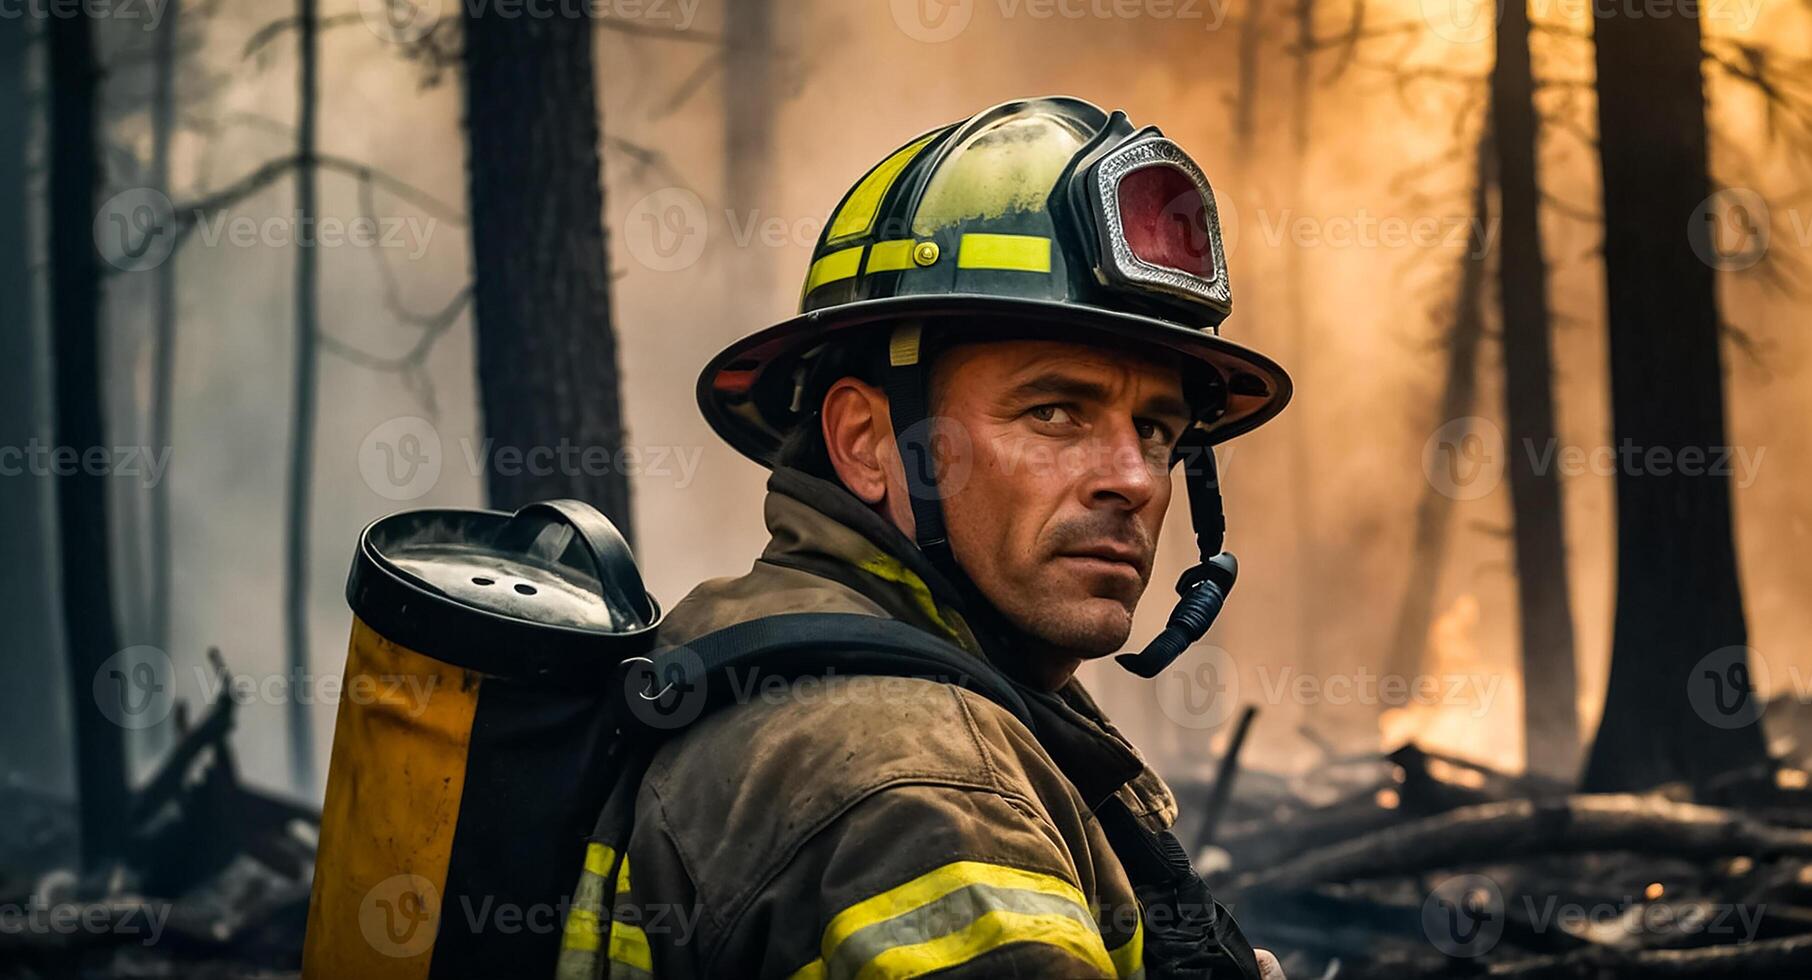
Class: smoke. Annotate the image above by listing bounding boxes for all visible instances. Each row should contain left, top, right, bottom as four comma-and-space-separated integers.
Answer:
12, 0, 1807, 800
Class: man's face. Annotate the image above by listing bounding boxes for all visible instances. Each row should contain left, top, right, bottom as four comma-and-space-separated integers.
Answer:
925, 338, 1192, 660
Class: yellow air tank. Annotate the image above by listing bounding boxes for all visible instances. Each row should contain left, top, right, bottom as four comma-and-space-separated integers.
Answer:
303, 500, 660, 980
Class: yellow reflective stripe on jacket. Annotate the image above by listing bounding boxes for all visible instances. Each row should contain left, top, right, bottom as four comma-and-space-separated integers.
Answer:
1109, 918, 1144, 979
557, 846, 655, 979
789, 860, 1116, 979
607, 921, 653, 979
556, 843, 616, 978
606, 857, 654, 978
854, 553, 962, 644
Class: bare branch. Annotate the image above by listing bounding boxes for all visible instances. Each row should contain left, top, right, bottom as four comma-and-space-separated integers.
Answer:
242, 12, 365, 60
1539, 188, 1601, 223
315, 154, 466, 225
596, 15, 721, 43
654, 50, 726, 118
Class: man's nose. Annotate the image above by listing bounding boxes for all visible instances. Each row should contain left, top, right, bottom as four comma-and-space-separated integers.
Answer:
1075, 420, 1160, 511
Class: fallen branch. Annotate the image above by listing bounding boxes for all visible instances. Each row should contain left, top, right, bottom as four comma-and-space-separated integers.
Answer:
1233, 794, 1812, 892
1486, 933, 1812, 977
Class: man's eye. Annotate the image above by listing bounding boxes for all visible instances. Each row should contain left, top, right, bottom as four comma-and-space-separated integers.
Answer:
1029, 404, 1074, 425
1136, 419, 1176, 443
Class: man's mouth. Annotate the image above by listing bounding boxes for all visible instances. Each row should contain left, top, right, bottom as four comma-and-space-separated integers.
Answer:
1054, 544, 1149, 581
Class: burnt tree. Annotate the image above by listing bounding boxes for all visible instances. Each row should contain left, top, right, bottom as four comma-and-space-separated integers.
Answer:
725, 0, 774, 301
148, 0, 181, 657
48, 4, 130, 866
0, 5, 70, 795
1581, 0, 1768, 792
1492, 0, 1580, 779
460, 2, 633, 532
1386, 131, 1492, 685
284, 0, 320, 791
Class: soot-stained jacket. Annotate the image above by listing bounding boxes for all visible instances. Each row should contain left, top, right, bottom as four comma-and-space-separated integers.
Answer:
557, 468, 1193, 979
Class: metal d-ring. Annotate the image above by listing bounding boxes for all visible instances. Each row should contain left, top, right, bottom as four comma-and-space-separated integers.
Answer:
621, 656, 675, 702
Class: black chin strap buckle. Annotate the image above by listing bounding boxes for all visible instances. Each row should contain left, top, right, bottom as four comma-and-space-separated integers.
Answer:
1116, 433, 1239, 678
1116, 552, 1238, 678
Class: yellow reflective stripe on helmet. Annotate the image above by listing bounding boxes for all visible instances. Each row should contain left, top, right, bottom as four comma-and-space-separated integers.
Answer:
805, 245, 865, 295
827, 132, 940, 244
1109, 918, 1144, 978
788, 860, 1114, 979
865, 239, 919, 273
956, 233, 1052, 273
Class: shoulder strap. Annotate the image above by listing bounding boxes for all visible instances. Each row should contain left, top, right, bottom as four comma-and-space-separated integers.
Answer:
637, 612, 1036, 733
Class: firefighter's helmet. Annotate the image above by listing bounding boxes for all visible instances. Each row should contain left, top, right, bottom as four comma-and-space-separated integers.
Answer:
697, 95, 1291, 465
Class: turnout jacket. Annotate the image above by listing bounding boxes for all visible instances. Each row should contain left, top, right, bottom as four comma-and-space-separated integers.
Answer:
558, 468, 1208, 979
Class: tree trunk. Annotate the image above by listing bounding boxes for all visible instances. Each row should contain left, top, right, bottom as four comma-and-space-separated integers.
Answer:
1581, 0, 1768, 793
461, 6, 633, 532
0, 7, 70, 796
148, 0, 181, 661
1233, 0, 1265, 151
284, 0, 320, 791
1492, 0, 1581, 780
725, 0, 773, 302
1285, 0, 1319, 677
1383, 130, 1492, 683
48, 5, 131, 867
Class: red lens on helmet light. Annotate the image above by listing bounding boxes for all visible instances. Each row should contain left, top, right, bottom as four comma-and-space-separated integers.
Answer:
1115, 165, 1216, 280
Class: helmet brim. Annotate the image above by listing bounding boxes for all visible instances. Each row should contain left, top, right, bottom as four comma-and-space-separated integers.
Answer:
698, 294, 1293, 467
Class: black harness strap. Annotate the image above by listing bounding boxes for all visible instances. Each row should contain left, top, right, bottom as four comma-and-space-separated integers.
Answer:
637, 612, 1035, 734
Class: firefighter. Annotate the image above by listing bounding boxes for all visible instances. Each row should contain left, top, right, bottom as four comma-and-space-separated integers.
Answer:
561, 96, 1291, 979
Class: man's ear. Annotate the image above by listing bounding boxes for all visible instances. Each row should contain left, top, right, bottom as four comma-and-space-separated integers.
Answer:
821, 377, 895, 506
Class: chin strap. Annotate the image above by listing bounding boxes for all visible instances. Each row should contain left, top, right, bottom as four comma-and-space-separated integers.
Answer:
884, 324, 959, 571
1114, 430, 1239, 678
883, 324, 1238, 679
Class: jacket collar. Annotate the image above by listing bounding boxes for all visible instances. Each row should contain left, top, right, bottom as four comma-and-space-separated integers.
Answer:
756, 467, 1179, 828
